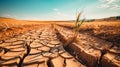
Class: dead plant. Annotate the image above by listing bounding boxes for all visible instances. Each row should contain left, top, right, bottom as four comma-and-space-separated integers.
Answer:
64, 11, 85, 47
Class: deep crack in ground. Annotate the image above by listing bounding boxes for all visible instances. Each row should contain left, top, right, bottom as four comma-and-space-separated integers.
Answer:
0, 24, 120, 67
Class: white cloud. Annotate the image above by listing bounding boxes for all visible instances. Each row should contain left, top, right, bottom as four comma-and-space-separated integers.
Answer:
111, 4, 120, 9
52, 8, 70, 20
56, 12, 68, 17
53, 8, 59, 11
0, 14, 16, 18
100, 0, 118, 4
99, 0, 120, 9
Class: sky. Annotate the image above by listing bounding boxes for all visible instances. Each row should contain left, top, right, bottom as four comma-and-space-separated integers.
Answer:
0, 0, 120, 20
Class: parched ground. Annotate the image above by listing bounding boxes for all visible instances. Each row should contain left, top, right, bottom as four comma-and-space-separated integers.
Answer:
55, 25, 120, 67
0, 18, 120, 67
0, 25, 86, 67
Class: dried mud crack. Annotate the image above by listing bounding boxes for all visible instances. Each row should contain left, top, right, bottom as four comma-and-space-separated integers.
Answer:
55, 25, 120, 67
0, 24, 120, 67
0, 25, 86, 67
18, 42, 31, 67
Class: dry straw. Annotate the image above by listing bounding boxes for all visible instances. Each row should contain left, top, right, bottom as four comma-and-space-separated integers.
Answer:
64, 11, 85, 47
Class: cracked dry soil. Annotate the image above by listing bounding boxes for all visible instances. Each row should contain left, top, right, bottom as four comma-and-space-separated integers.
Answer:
0, 24, 120, 67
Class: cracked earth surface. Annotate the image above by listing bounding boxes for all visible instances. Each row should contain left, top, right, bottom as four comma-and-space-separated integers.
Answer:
0, 24, 120, 67
0, 25, 85, 67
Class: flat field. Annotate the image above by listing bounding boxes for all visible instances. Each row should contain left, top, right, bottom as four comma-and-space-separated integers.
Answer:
0, 17, 120, 67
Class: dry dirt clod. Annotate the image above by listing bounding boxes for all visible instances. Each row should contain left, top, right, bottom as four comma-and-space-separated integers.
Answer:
30, 42, 43, 48
65, 58, 86, 67
60, 52, 73, 59
99, 53, 120, 67
46, 43, 55, 48
51, 56, 65, 67
37, 46, 50, 52
4, 38, 17, 43
109, 46, 120, 55
42, 51, 52, 57
49, 40, 60, 45
12, 40, 25, 45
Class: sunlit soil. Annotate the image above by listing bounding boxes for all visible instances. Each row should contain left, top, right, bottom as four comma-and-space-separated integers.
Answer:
0, 18, 120, 67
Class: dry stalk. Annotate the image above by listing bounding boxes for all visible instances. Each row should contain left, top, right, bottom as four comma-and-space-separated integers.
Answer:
64, 11, 85, 47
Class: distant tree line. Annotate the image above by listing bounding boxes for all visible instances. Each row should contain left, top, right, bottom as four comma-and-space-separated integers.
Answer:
116, 16, 120, 20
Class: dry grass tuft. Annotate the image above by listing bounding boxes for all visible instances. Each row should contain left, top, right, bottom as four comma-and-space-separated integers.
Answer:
64, 11, 85, 47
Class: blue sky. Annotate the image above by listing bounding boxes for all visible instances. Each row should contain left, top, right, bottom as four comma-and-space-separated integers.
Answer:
0, 0, 120, 20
